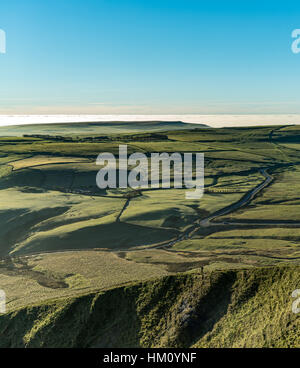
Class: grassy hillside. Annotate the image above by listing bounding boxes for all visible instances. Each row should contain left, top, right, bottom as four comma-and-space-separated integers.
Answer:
0, 265, 299, 348
0, 123, 300, 348
0, 124, 299, 262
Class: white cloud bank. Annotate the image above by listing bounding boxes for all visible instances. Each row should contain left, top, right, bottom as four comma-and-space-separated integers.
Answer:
0, 114, 300, 128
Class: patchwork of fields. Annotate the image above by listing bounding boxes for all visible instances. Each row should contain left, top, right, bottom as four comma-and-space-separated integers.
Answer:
0, 122, 300, 326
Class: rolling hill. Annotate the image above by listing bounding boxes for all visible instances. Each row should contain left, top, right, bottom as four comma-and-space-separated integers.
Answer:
0, 123, 300, 347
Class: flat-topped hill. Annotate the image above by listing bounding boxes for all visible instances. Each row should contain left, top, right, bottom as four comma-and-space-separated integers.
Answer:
0, 120, 208, 137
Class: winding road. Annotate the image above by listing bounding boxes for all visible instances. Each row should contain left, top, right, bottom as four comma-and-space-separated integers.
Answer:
149, 167, 300, 250
199, 169, 273, 228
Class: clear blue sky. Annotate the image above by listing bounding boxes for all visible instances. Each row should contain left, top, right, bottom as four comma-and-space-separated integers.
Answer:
0, 0, 300, 114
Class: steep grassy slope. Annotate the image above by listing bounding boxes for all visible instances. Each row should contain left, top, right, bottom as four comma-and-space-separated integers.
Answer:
0, 265, 299, 348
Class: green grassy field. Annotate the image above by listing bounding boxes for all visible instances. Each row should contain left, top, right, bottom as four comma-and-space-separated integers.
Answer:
0, 122, 300, 347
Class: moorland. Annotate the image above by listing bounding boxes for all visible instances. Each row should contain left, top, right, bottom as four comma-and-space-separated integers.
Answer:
0, 121, 299, 347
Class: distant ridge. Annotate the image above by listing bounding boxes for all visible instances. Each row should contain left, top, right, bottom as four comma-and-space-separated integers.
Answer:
0, 120, 208, 137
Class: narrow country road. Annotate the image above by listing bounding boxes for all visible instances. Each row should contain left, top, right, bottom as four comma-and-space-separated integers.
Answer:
150, 168, 277, 250
199, 169, 273, 227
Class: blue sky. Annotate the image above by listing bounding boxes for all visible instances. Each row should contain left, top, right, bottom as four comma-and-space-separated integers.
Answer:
0, 0, 300, 114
